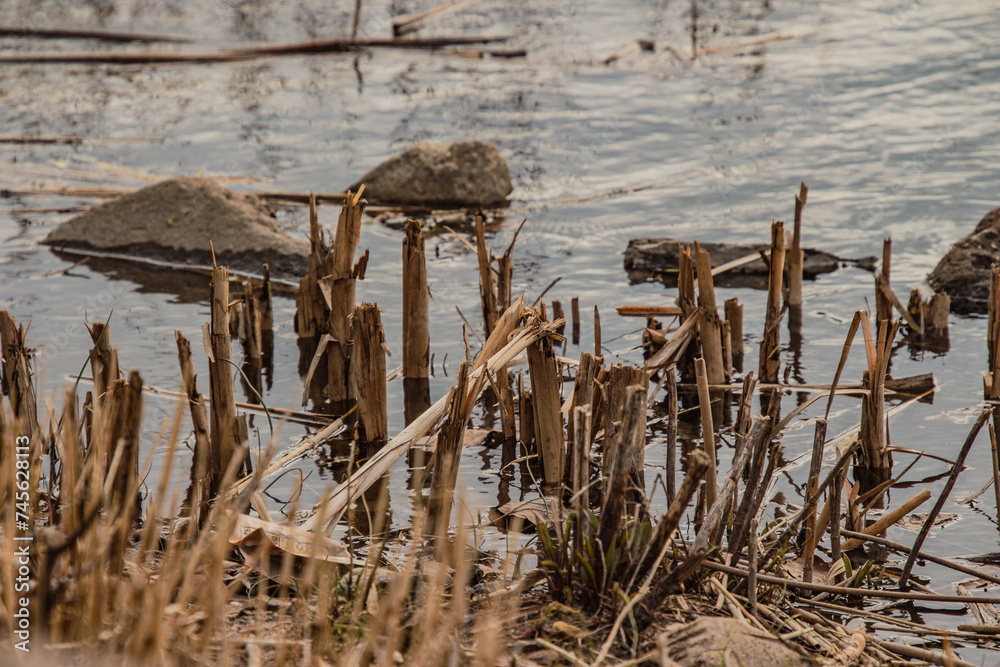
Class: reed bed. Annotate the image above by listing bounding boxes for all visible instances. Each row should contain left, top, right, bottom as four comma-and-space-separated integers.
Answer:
1, 185, 997, 667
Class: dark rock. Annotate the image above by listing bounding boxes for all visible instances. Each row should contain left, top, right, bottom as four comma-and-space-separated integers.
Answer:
928, 207, 1000, 314
42, 177, 308, 277
624, 237, 870, 289
350, 140, 512, 208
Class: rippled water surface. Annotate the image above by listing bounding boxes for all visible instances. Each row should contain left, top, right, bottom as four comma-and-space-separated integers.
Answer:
3, 0, 1000, 654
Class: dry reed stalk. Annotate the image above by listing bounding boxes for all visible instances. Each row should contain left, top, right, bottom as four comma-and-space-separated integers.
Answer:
644, 312, 698, 371
351, 303, 388, 445
566, 352, 602, 481
671, 416, 767, 588
552, 300, 565, 335
801, 418, 827, 583
787, 182, 808, 308
175, 331, 211, 527
989, 268, 1000, 399
839, 489, 932, 551
899, 406, 993, 587
694, 358, 718, 511
403, 220, 430, 380
474, 215, 499, 337
857, 317, 899, 492
694, 242, 726, 383
327, 190, 368, 405
570, 404, 593, 559
594, 305, 602, 357
0, 311, 38, 435
665, 366, 678, 504
207, 265, 241, 492
527, 313, 565, 489
875, 238, 892, 328
676, 243, 698, 382
571, 297, 581, 345
428, 362, 472, 535
759, 221, 785, 384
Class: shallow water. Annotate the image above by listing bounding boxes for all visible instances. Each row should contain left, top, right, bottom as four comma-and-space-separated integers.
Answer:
3, 0, 1000, 655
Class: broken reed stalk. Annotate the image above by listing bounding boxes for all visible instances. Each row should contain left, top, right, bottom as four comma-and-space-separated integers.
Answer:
571, 297, 581, 345
207, 265, 241, 492
787, 182, 807, 308
474, 215, 499, 338
594, 305, 602, 357
694, 358, 718, 511
0, 311, 39, 435
527, 312, 565, 489
402, 220, 430, 380
304, 299, 560, 535
989, 267, 1000, 399
350, 303, 388, 446
694, 242, 726, 384
665, 366, 678, 503
840, 488, 932, 551
328, 190, 368, 405
567, 352, 603, 484
671, 416, 767, 588
759, 221, 785, 383
570, 405, 593, 561
724, 297, 743, 373
857, 317, 899, 492
875, 238, 893, 329
801, 418, 827, 583
676, 243, 698, 382
428, 361, 472, 535
176, 331, 211, 526
899, 405, 993, 587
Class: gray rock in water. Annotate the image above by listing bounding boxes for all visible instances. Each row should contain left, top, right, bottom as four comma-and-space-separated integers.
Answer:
43, 177, 308, 277
928, 207, 1000, 314
350, 140, 512, 208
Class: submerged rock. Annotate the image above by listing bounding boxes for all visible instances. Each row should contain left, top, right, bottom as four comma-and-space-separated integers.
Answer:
624, 237, 873, 289
659, 617, 814, 667
43, 177, 308, 277
928, 207, 1000, 314
350, 140, 512, 208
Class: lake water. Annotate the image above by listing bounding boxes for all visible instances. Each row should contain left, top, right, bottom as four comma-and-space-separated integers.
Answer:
3, 0, 1000, 657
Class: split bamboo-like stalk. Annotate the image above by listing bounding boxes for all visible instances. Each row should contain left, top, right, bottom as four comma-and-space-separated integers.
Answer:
694, 358, 718, 511
176, 331, 211, 526
694, 242, 725, 384
208, 265, 240, 491
801, 418, 827, 583
787, 182, 807, 308
327, 190, 368, 405
875, 238, 893, 328
676, 243, 698, 383
402, 220, 430, 380
428, 362, 471, 535
527, 313, 565, 489
350, 303, 388, 446
759, 221, 785, 383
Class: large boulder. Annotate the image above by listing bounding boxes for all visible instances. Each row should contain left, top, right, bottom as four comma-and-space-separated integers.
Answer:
350, 140, 512, 208
43, 177, 308, 277
928, 207, 1000, 314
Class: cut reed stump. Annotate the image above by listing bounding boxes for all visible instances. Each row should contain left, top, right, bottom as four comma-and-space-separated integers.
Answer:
176, 331, 211, 527
857, 317, 899, 495
207, 265, 243, 492
428, 361, 474, 537
350, 303, 388, 447
759, 221, 785, 384
403, 220, 432, 423
527, 313, 565, 490
694, 242, 726, 384
327, 190, 368, 406
786, 182, 808, 309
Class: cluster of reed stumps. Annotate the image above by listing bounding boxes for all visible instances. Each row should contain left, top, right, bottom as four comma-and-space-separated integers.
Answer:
1, 183, 1000, 666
